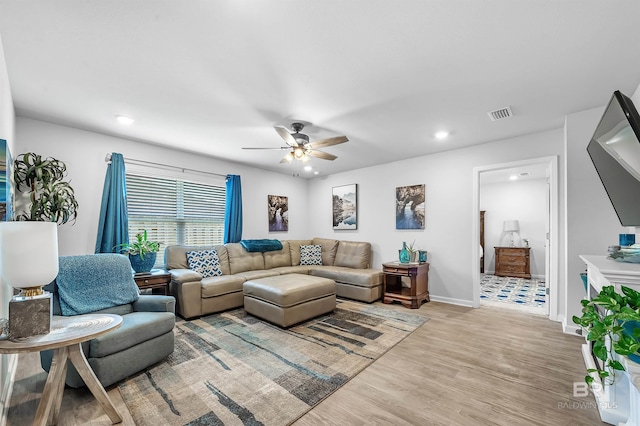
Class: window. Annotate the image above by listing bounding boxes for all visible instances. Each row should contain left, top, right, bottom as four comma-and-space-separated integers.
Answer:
126, 173, 226, 265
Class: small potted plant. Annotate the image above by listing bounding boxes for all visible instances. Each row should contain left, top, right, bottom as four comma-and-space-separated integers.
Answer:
118, 230, 160, 273
572, 285, 640, 385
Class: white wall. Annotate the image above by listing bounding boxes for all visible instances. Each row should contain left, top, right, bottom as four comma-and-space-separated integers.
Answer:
0, 32, 16, 419
481, 178, 547, 277
564, 82, 640, 333
14, 117, 310, 256
307, 128, 564, 307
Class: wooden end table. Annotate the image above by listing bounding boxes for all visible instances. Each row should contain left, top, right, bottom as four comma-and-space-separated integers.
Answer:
0, 314, 123, 426
382, 261, 430, 309
134, 269, 171, 295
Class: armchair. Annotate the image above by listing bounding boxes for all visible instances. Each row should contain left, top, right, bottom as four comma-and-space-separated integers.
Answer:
40, 254, 175, 388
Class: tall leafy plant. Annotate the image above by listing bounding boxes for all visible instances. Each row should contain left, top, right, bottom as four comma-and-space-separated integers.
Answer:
13, 152, 79, 224
573, 285, 640, 385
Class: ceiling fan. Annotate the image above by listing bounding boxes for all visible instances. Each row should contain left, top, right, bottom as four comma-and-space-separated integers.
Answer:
243, 122, 348, 163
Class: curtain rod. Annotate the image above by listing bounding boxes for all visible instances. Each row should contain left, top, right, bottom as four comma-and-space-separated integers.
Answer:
104, 153, 227, 178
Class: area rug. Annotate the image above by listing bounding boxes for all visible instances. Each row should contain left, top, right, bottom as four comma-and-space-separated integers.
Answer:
118, 299, 428, 426
480, 274, 546, 315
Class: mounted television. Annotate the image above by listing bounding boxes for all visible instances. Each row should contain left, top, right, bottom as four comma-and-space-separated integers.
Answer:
587, 90, 640, 226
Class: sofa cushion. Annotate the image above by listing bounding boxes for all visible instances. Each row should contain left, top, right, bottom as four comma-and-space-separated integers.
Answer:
165, 245, 230, 275
269, 265, 311, 275
186, 249, 222, 278
264, 241, 292, 269
334, 241, 371, 269
89, 311, 175, 358
201, 275, 246, 298
312, 238, 340, 266
236, 270, 280, 281
287, 239, 313, 266
311, 266, 383, 287
300, 244, 323, 265
227, 243, 265, 274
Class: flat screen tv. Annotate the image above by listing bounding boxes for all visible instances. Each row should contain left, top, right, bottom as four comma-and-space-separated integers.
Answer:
587, 90, 640, 226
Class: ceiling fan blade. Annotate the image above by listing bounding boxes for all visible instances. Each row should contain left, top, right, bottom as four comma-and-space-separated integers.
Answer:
241, 147, 290, 150
308, 135, 348, 149
274, 126, 297, 146
279, 153, 294, 163
308, 150, 337, 161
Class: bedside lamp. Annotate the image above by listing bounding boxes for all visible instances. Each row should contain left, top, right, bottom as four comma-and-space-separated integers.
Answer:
503, 220, 520, 247
0, 221, 59, 339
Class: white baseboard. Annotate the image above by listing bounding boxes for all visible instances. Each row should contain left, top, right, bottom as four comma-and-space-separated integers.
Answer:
429, 295, 474, 307
563, 321, 582, 336
0, 353, 18, 426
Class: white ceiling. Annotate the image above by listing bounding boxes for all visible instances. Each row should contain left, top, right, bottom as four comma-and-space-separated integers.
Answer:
1, 1, 640, 178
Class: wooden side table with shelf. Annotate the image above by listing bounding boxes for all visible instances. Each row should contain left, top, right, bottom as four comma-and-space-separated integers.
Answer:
134, 269, 171, 295
494, 246, 531, 279
382, 261, 430, 309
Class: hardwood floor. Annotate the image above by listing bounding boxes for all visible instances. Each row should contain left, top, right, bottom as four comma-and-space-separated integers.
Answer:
6, 301, 604, 425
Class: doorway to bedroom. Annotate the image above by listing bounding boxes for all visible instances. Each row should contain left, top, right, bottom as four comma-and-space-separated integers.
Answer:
473, 156, 559, 319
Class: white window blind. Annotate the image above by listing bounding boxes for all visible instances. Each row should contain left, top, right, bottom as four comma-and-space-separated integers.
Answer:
126, 173, 226, 265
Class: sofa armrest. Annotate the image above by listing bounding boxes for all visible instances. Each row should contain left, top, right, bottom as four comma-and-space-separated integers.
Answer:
170, 268, 202, 284
133, 295, 176, 313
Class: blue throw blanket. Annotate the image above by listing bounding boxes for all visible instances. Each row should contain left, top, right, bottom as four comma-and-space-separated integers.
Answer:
240, 239, 283, 252
54, 254, 140, 316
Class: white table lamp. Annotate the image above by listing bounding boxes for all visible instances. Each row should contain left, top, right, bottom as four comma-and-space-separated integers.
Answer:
0, 221, 59, 339
503, 220, 520, 247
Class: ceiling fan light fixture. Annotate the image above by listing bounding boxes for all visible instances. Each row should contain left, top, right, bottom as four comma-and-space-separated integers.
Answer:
294, 147, 304, 159
283, 152, 294, 163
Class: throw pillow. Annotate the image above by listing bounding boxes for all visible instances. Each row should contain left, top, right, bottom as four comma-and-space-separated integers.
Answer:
300, 244, 323, 266
186, 249, 223, 278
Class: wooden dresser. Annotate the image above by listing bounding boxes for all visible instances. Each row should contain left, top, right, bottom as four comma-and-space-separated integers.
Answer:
494, 246, 531, 279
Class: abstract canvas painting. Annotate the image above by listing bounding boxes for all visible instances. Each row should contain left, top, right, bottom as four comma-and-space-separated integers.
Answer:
268, 195, 288, 232
0, 139, 12, 221
396, 184, 425, 229
333, 184, 357, 230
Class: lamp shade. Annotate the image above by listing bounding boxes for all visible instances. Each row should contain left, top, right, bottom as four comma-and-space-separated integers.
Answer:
0, 222, 59, 290
503, 220, 520, 232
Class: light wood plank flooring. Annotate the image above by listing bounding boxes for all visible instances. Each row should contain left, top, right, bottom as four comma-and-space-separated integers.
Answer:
6, 301, 604, 425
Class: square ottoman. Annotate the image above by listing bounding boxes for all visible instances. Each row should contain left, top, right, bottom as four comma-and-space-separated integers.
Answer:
243, 274, 336, 327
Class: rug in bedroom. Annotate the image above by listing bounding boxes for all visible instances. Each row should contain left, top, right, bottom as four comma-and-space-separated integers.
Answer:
118, 299, 429, 426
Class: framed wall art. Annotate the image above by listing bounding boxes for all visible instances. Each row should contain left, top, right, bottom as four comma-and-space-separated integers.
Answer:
0, 139, 12, 221
268, 194, 288, 232
396, 184, 425, 229
332, 184, 357, 230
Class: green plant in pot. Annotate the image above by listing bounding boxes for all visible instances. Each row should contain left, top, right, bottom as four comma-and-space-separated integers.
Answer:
118, 230, 160, 273
13, 152, 78, 224
572, 285, 640, 385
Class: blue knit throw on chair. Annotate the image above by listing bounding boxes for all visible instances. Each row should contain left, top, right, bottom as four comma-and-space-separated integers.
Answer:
54, 254, 140, 316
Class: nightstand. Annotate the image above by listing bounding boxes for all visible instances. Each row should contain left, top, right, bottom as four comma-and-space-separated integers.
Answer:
494, 247, 531, 279
133, 269, 171, 295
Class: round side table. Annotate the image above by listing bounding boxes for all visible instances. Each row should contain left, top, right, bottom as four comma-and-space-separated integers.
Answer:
0, 313, 123, 426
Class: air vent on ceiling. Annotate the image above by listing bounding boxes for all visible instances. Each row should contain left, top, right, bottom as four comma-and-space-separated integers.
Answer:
487, 106, 513, 121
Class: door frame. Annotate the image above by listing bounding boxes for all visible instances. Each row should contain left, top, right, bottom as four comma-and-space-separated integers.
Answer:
471, 155, 559, 321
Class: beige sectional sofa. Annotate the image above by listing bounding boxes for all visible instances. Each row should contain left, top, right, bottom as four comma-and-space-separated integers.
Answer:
165, 238, 383, 319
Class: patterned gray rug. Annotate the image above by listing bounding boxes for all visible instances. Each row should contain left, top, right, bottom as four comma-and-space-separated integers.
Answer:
118, 299, 428, 425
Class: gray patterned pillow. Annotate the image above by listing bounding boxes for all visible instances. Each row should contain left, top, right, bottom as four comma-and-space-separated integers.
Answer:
186, 250, 223, 278
300, 244, 323, 266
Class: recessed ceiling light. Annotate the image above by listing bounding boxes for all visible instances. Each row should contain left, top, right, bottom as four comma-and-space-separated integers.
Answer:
314, 171, 319, 175
509, 175, 518, 181
115, 115, 134, 125
304, 165, 312, 172
434, 131, 449, 140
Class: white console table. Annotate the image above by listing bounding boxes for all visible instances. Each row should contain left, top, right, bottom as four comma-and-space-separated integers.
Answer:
580, 255, 640, 425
